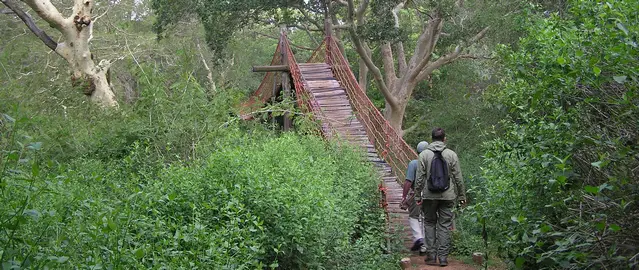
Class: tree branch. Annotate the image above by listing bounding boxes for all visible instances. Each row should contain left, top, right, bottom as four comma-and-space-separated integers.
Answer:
413, 26, 489, 82
1, 0, 58, 52
356, 0, 370, 23
458, 54, 493, 60
397, 41, 408, 75
391, 1, 405, 28
409, 14, 442, 65
332, 23, 352, 29
346, 0, 397, 107
21, 0, 67, 30
252, 31, 316, 51
0, 7, 13, 14
415, 46, 462, 82
402, 115, 426, 136
297, 7, 323, 31
291, 23, 323, 32
409, 15, 443, 81
381, 42, 397, 85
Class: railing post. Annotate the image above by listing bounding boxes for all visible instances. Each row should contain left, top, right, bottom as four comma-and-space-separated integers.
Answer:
324, 17, 332, 65
280, 26, 292, 131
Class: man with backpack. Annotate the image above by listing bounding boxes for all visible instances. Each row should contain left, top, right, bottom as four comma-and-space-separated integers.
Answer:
401, 141, 429, 252
414, 127, 467, 266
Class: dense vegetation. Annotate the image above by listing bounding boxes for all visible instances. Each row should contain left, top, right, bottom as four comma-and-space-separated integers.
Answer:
471, 1, 638, 268
1, 0, 637, 269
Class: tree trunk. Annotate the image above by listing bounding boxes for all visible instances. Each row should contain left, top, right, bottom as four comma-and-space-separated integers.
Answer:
60, 1, 117, 106
358, 58, 368, 93
8, 0, 118, 107
384, 79, 416, 134
384, 99, 407, 136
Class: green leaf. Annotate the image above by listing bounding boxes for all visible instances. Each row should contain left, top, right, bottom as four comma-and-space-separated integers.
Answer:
32, 162, 40, 177
591, 161, 602, 168
609, 224, 621, 232
584, 185, 599, 194
515, 257, 525, 268
24, 209, 41, 221
57, 256, 69, 263
613, 76, 627, 83
595, 221, 606, 232
593, 66, 601, 76
134, 248, 145, 259
557, 56, 566, 65
108, 219, 117, 231
26, 142, 42, 151
617, 23, 629, 35
1, 113, 15, 123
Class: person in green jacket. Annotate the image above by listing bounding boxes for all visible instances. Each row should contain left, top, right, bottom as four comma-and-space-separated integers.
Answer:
414, 127, 467, 266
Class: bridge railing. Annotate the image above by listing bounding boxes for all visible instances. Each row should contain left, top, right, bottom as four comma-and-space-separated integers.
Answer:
316, 36, 418, 182
283, 35, 335, 137
239, 42, 282, 119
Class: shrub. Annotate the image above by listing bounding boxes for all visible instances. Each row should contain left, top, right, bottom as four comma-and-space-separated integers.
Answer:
472, 1, 638, 268
1, 116, 394, 269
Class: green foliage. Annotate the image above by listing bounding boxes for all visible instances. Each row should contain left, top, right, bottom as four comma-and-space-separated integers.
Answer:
1, 11, 396, 267
472, 0, 638, 268
1, 113, 395, 269
151, 0, 308, 57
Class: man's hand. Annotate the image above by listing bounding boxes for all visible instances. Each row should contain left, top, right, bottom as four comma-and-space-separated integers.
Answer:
416, 199, 422, 206
458, 200, 467, 208
400, 197, 408, 210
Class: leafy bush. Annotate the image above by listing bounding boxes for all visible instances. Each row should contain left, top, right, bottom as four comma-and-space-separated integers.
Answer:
1, 113, 394, 269
471, 1, 638, 268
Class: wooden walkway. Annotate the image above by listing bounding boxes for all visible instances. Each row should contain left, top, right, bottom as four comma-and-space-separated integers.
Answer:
298, 63, 413, 248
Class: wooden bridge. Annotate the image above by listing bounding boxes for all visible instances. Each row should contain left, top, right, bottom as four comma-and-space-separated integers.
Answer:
240, 33, 419, 249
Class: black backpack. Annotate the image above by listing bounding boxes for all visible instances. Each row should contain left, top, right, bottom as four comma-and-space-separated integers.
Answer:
427, 150, 450, 193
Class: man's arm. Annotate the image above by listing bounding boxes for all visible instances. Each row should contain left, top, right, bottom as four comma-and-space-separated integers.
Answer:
414, 157, 426, 202
402, 180, 412, 200
451, 152, 467, 203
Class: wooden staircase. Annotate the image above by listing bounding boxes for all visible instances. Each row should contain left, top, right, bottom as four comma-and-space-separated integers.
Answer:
298, 63, 413, 247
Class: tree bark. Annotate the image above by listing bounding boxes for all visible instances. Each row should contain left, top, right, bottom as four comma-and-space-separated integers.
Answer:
358, 57, 368, 93
3, 0, 117, 107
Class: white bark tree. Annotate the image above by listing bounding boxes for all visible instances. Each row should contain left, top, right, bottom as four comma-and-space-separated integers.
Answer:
341, 0, 488, 135
1, 0, 118, 107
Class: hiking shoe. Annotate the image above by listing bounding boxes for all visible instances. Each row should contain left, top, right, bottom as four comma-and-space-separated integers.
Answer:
425, 254, 438, 265
439, 256, 448, 267
410, 238, 424, 251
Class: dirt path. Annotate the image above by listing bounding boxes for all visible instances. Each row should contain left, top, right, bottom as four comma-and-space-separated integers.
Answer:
403, 255, 477, 270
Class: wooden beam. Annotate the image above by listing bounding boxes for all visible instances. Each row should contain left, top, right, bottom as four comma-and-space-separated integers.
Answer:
252, 65, 289, 72
280, 26, 292, 131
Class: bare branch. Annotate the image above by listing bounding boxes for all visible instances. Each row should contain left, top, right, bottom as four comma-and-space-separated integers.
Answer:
21, 0, 67, 30
468, 26, 490, 44
1, 0, 58, 53
252, 31, 316, 51
381, 42, 397, 84
415, 46, 462, 82
412, 26, 489, 82
391, 1, 406, 28
397, 42, 408, 75
409, 15, 444, 80
197, 42, 215, 89
458, 54, 493, 60
332, 23, 352, 29
410, 15, 443, 66
402, 115, 426, 136
346, 0, 397, 107
1, 8, 13, 14
298, 7, 323, 31
356, 0, 370, 21
291, 23, 323, 32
